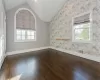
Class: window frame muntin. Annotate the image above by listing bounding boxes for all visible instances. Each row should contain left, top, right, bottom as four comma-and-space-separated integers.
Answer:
16, 29, 36, 42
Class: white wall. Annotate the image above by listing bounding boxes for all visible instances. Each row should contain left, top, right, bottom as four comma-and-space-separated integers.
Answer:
27, 0, 67, 22
0, 0, 6, 68
0, 0, 6, 36
6, 3, 50, 52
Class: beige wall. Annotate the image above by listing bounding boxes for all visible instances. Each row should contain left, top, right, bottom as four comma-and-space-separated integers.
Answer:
6, 3, 50, 52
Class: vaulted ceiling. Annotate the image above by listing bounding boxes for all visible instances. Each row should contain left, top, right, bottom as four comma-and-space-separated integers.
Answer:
4, 0, 67, 22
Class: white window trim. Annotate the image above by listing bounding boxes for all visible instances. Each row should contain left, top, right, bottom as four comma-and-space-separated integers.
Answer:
72, 11, 93, 43
14, 8, 37, 42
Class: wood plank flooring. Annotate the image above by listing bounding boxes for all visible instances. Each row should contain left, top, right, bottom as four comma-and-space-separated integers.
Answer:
1, 49, 100, 80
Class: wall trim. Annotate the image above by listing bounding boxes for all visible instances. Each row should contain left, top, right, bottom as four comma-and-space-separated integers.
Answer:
6, 46, 100, 63
50, 47, 100, 63
6, 47, 50, 56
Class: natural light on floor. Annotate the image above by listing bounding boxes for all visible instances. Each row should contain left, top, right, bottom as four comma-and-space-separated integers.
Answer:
7, 74, 22, 80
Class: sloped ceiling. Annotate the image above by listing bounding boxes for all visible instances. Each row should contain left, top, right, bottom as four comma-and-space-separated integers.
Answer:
4, 0, 67, 22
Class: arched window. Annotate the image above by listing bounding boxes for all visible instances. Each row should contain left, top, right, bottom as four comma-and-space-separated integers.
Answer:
14, 8, 36, 42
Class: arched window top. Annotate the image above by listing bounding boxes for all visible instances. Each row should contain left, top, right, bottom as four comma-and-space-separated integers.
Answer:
15, 8, 36, 30
14, 8, 36, 42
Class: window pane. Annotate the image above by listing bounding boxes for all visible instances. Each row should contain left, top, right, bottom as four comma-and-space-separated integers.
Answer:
27, 36, 31, 39
17, 29, 21, 35
16, 29, 36, 41
31, 31, 35, 35
74, 28, 90, 40
74, 23, 90, 29
17, 35, 21, 40
31, 36, 35, 39
22, 30, 25, 36
27, 30, 31, 35
22, 36, 25, 40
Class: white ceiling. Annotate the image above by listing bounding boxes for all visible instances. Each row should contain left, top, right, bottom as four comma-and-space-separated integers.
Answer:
4, 0, 67, 22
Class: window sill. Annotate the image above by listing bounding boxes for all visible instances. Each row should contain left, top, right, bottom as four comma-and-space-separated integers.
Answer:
72, 40, 92, 44
14, 39, 36, 43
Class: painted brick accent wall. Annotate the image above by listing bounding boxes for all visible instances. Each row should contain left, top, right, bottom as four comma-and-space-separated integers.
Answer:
50, 0, 100, 55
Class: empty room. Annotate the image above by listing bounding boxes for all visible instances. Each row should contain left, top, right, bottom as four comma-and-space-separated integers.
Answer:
0, 0, 100, 80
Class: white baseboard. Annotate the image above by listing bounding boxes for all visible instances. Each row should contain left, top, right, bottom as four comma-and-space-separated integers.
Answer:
50, 47, 100, 63
6, 47, 50, 56
6, 46, 100, 63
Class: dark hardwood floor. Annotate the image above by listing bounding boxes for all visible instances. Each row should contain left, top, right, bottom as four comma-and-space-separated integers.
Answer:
1, 49, 100, 80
